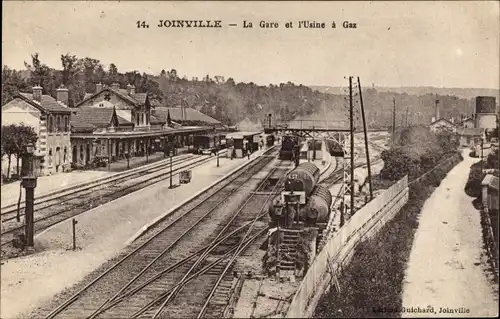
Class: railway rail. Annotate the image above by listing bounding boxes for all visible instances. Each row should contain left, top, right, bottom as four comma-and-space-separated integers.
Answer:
39, 147, 286, 319
1, 153, 193, 213
0, 153, 224, 248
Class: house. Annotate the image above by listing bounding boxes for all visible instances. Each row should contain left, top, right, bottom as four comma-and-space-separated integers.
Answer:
2, 85, 72, 175
76, 83, 153, 130
429, 117, 457, 133
456, 127, 484, 147
460, 117, 475, 128
481, 174, 499, 214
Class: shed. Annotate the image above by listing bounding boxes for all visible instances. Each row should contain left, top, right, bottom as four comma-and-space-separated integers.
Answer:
226, 131, 261, 158
482, 174, 499, 213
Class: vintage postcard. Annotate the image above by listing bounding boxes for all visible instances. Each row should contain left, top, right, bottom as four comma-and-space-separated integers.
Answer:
1, 1, 499, 318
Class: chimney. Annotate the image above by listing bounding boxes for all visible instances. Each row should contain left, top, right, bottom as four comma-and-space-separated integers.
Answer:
111, 83, 120, 91
435, 99, 440, 120
33, 85, 43, 102
450, 117, 454, 124
431, 116, 436, 123
56, 85, 69, 106
96, 82, 103, 93
126, 83, 135, 95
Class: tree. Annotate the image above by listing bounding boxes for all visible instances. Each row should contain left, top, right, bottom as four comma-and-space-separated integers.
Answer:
2, 65, 29, 105
160, 69, 167, 77
25, 53, 54, 94
10, 124, 38, 176
1, 125, 17, 178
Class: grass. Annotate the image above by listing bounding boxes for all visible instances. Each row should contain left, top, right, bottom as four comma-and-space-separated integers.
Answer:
313, 155, 461, 318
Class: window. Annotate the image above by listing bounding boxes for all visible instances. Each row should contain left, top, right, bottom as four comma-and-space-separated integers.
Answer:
63, 147, 67, 163
80, 145, 84, 161
56, 116, 61, 132
48, 115, 53, 133
64, 116, 69, 132
136, 114, 140, 126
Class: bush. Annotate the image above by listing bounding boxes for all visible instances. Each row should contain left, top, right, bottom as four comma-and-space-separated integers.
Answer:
464, 161, 483, 198
314, 155, 462, 318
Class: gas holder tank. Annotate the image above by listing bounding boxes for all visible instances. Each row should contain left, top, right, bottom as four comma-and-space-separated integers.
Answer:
306, 185, 333, 223
284, 162, 320, 196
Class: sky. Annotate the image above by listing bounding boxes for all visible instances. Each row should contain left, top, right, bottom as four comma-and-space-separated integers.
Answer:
2, 1, 499, 89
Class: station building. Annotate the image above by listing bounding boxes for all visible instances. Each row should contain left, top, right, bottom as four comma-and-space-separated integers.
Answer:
2, 85, 72, 176
1, 83, 220, 175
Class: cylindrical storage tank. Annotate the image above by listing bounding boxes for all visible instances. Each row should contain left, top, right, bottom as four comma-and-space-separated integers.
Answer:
306, 185, 333, 223
284, 162, 320, 196
476, 96, 496, 114
267, 195, 283, 221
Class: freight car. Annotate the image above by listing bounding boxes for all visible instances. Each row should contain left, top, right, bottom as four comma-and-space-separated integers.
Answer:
192, 133, 226, 155
268, 162, 332, 230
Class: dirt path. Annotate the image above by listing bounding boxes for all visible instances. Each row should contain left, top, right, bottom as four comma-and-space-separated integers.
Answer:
402, 152, 498, 317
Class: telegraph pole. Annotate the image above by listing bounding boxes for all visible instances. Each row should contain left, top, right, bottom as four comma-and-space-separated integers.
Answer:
357, 77, 373, 201
349, 77, 355, 217
392, 97, 396, 146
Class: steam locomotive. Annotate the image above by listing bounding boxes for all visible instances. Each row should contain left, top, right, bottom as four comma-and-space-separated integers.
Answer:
268, 162, 332, 230
279, 135, 299, 160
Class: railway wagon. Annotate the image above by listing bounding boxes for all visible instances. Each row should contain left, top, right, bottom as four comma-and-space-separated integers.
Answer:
268, 162, 332, 229
284, 162, 320, 197
192, 133, 226, 155
305, 185, 332, 222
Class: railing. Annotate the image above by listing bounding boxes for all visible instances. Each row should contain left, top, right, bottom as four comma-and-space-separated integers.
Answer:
286, 175, 409, 318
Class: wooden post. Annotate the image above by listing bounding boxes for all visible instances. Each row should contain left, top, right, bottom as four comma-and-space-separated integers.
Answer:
107, 139, 111, 171
357, 77, 373, 201
349, 77, 355, 217
72, 218, 78, 250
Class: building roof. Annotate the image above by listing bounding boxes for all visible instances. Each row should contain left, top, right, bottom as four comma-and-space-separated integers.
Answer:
154, 107, 220, 125
70, 107, 132, 132
461, 117, 474, 123
482, 174, 499, 191
429, 118, 456, 127
150, 114, 165, 125
456, 127, 483, 136
17, 93, 71, 114
76, 87, 148, 108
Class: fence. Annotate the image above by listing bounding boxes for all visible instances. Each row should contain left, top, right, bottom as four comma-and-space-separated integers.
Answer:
286, 175, 409, 318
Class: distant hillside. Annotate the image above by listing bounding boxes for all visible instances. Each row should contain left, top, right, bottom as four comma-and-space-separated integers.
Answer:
311, 86, 499, 101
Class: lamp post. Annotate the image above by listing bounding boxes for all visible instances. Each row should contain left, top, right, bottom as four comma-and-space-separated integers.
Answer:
216, 137, 220, 168
21, 142, 37, 248
169, 142, 174, 189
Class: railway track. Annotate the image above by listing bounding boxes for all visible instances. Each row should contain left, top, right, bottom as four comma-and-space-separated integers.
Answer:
39, 148, 283, 319
1, 154, 194, 214
0, 154, 221, 248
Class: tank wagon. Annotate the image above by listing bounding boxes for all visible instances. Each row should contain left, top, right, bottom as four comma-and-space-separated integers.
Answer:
268, 162, 332, 230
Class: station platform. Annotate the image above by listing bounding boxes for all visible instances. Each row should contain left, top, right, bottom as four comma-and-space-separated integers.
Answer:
0, 146, 271, 318
1, 170, 114, 208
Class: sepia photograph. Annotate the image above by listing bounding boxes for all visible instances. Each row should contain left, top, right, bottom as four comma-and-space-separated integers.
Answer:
1, 1, 499, 318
